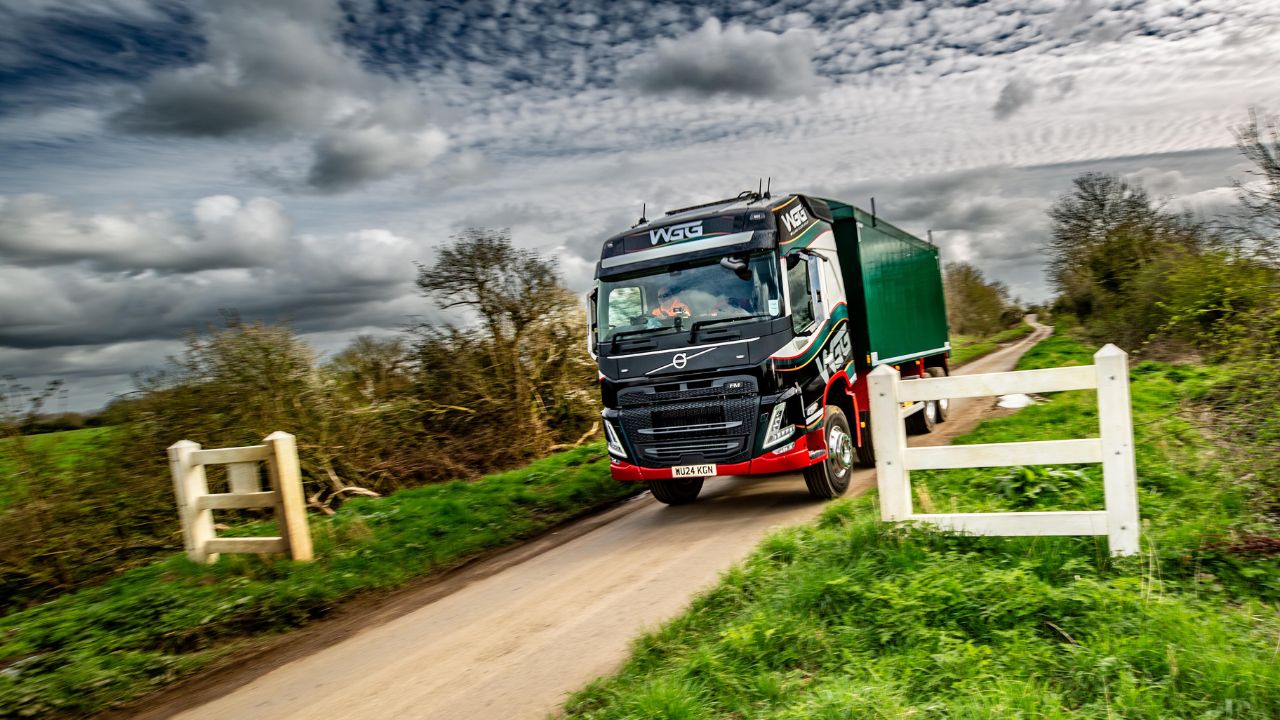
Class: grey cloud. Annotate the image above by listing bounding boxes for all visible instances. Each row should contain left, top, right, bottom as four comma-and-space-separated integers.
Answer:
112, 77, 308, 137
993, 78, 1036, 120
622, 18, 822, 99
1046, 0, 1096, 40
820, 165, 1054, 299
0, 338, 182, 411
1124, 167, 1194, 197
0, 193, 291, 271
1050, 75, 1076, 97
556, 207, 637, 275
0, 339, 182, 389
0, 248, 418, 351
109, 0, 448, 192
417, 151, 498, 193
993, 74, 1076, 120
0, 192, 427, 350
449, 202, 577, 235
0, 194, 292, 272
110, 1, 360, 137
306, 123, 449, 193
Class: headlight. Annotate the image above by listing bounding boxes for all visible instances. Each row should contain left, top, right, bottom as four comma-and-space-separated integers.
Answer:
762, 401, 793, 450
604, 419, 627, 459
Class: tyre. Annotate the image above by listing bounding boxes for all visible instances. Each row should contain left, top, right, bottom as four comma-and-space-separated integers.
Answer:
927, 367, 949, 423
648, 477, 704, 505
804, 406, 854, 499
855, 411, 876, 467
905, 373, 938, 435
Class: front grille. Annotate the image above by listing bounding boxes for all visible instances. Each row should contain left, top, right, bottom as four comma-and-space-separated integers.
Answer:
642, 438, 745, 463
653, 405, 723, 428
617, 375, 759, 468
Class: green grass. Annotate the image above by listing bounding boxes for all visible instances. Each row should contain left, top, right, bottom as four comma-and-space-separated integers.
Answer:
0, 427, 117, 508
949, 321, 1034, 367
563, 332, 1280, 719
0, 441, 637, 719
990, 321, 1035, 344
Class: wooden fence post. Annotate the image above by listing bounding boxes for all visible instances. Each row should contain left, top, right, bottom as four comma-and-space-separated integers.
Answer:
1094, 344, 1141, 556
168, 440, 218, 564
264, 431, 313, 562
868, 364, 911, 521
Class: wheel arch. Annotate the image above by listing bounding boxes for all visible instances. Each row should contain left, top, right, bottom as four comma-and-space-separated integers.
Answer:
822, 371, 859, 445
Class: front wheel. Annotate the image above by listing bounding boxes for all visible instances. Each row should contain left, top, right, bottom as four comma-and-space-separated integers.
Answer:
804, 406, 854, 500
648, 477, 704, 505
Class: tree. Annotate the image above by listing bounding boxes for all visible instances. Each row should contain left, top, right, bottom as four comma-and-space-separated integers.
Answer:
1045, 173, 1202, 344
416, 228, 571, 348
943, 262, 1018, 336
414, 229, 596, 461
329, 335, 411, 403
1232, 109, 1280, 264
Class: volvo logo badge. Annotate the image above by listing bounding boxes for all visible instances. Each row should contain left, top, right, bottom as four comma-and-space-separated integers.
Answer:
645, 346, 716, 375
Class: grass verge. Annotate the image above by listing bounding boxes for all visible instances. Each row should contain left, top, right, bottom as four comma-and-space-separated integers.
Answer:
564, 332, 1280, 719
0, 441, 635, 718
949, 320, 1034, 367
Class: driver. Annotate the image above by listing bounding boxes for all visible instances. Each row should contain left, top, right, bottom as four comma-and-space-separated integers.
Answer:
651, 286, 690, 319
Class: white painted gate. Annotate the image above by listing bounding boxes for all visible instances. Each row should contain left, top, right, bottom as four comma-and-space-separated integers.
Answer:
867, 344, 1141, 556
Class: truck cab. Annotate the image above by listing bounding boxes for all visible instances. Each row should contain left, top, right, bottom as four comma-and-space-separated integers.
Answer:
589, 192, 949, 504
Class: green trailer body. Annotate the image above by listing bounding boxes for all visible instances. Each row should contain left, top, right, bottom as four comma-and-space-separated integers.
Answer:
822, 199, 950, 367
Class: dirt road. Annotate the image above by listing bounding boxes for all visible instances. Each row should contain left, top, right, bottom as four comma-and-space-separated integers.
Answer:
166, 321, 1050, 720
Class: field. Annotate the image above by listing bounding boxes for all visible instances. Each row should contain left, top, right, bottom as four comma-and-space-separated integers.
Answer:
0, 427, 116, 509
0, 441, 636, 718
563, 332, 1280, 719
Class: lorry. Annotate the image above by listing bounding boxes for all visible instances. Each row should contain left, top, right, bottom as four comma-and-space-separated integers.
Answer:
587, 190, 951, 504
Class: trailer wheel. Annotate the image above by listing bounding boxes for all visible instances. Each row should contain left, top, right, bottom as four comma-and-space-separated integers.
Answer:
904, 375, 937, 435
926, 367, 949, 422
804, 406, 853, 499
648, 477, 704, 505
855, 411, 876, 467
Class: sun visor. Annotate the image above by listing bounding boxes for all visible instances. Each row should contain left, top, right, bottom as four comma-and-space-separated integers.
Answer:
595, 229, 775, 279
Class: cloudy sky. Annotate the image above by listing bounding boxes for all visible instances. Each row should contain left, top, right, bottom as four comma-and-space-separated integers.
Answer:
2, 0, 1278, 411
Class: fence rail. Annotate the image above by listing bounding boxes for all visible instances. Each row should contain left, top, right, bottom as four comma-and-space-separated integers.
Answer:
868, 344, 1140, 556
167, 431, 313, 564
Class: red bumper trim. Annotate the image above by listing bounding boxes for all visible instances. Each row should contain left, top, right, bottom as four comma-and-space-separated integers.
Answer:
610, 434, 826, 481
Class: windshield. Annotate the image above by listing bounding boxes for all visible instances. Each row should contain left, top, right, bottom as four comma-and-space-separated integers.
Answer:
597, 252, 781, 342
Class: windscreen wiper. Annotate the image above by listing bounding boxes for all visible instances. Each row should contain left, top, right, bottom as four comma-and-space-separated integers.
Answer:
610, 325, 674, 349
689, 314, 771, 338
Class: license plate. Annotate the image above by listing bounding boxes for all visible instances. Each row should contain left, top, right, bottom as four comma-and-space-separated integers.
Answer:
672, 464, 716, 478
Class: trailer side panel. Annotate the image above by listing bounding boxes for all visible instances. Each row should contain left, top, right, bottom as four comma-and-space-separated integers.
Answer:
825, 200, 949, 367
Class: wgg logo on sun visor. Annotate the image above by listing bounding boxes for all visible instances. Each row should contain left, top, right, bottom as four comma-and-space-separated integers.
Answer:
649, 221, 703, 245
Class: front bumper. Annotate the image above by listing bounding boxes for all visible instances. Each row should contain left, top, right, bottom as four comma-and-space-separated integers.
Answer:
610, 429, 826, 481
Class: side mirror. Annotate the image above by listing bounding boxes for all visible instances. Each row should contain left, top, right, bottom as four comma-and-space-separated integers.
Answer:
785, 253, 803, 270
584, 289, 598, 360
